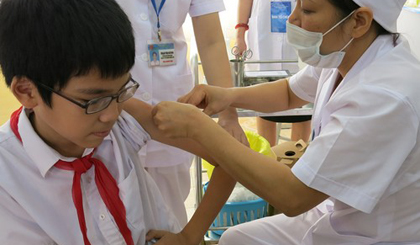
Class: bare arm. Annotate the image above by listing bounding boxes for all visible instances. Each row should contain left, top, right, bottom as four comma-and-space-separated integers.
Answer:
191, 119, 327, 216
229, 78, 308, 112
152, 101, 327, 216
180, 78, 308, 115
192, 12, 248, 145
123, 98, 217, 164
192, 12, 232, 89
235, 0, 253, 54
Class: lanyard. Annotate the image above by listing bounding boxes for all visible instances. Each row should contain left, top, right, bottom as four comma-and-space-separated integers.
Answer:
151, 0, 166, 42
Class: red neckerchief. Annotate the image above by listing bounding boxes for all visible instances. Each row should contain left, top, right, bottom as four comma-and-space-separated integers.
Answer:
10, 107, 134, 245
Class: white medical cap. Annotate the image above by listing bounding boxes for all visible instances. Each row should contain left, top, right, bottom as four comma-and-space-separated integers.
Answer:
352, 0, 406, 32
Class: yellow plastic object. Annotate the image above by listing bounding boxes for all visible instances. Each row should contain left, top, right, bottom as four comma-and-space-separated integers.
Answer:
202, 130, 276, 179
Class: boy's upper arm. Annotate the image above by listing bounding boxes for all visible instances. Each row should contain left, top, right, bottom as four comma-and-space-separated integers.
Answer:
123, 99, 218, 165
122, 98, 172, 145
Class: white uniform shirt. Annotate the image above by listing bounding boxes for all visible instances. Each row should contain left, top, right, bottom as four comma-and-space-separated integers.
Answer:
0, 109, 180, 245
115, 0, 225, 168
289, 35, 420, 243
247, 0, 298, 72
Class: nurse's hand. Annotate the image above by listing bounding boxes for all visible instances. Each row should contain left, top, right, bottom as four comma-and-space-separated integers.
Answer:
178, 84, 233, 116
152, 101, 213, 139
146, 230, 190, 245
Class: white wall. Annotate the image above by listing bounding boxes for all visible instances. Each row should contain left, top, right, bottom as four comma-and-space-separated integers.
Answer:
397, 8, 420, 59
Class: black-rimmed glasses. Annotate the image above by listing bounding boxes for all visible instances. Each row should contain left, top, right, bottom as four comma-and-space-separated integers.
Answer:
38, 78, 139, 114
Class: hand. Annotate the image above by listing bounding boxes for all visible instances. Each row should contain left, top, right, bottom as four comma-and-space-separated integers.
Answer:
218, 109, 249, 147
151, 101, 211, 139
235, 37, 248, 56
178, 84, 233, 116
146, 230, 190, 245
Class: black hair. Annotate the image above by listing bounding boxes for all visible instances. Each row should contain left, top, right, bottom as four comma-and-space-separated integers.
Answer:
327, 0, 399, 45
0, 0, 135, 106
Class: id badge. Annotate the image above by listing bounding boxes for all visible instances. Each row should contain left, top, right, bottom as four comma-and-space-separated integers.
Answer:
147, 40, 176, 67
271, 0, 292, 33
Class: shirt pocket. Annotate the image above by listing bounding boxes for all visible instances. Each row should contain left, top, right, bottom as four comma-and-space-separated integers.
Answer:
117, 165, 144, 238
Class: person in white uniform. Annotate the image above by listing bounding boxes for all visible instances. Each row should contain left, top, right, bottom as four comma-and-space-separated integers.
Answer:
115, 0, 247, 227
0, 0, 236, 244
236, 0, 298, 72
149, 0, 420, 243
236, 0, 311, 146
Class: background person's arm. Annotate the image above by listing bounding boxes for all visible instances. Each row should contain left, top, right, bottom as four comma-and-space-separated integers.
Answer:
192, 12, 248, 145
235, 0, 253, 54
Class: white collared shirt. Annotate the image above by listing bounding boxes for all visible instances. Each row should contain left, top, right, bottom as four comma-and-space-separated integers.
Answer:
289, 35, 420, 243
0, 109, 180, 245
115, 0, 225, 168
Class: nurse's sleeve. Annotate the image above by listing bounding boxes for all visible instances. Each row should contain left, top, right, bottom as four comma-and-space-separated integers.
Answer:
292, 85, 419, 213
189, 0, 225, 17
289, 65, 323, 103
117, 110, 151, 152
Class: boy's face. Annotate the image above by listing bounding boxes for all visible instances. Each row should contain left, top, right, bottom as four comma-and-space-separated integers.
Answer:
32, 70, 131, 157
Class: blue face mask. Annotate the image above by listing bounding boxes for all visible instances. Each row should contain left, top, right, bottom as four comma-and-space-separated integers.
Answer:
286, 10, 355, 68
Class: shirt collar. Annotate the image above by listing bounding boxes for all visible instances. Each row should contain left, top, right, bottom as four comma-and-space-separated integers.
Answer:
19, 108, 94, 178
345, 35, 395, 83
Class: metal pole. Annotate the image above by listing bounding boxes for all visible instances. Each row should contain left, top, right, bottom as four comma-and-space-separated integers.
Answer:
191, 54, 204, 207
199, 59, 298, 65
244, 59, 298, 64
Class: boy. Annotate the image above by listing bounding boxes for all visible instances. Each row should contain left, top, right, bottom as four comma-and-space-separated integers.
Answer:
0, 0, 235, 244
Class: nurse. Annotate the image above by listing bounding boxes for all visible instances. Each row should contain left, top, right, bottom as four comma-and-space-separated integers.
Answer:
150, 0, 420, 243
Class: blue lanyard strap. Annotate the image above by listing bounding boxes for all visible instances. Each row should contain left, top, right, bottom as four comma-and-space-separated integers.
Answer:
151, 0, 166, 29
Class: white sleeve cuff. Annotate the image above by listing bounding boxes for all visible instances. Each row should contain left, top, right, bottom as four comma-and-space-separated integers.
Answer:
189, 0, 225, 17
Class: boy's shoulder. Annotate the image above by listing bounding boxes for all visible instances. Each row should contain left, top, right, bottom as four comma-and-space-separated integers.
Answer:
111, 111, 151, 152
0, 120, 24, 180
0, 121, 16, 150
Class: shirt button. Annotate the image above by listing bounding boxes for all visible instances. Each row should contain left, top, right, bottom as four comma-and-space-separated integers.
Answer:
141, 53, 148, 62
86, 177, 92, 183
140, 13, 148, 21
100, 214, 106, 220
142, 92, 151, 101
